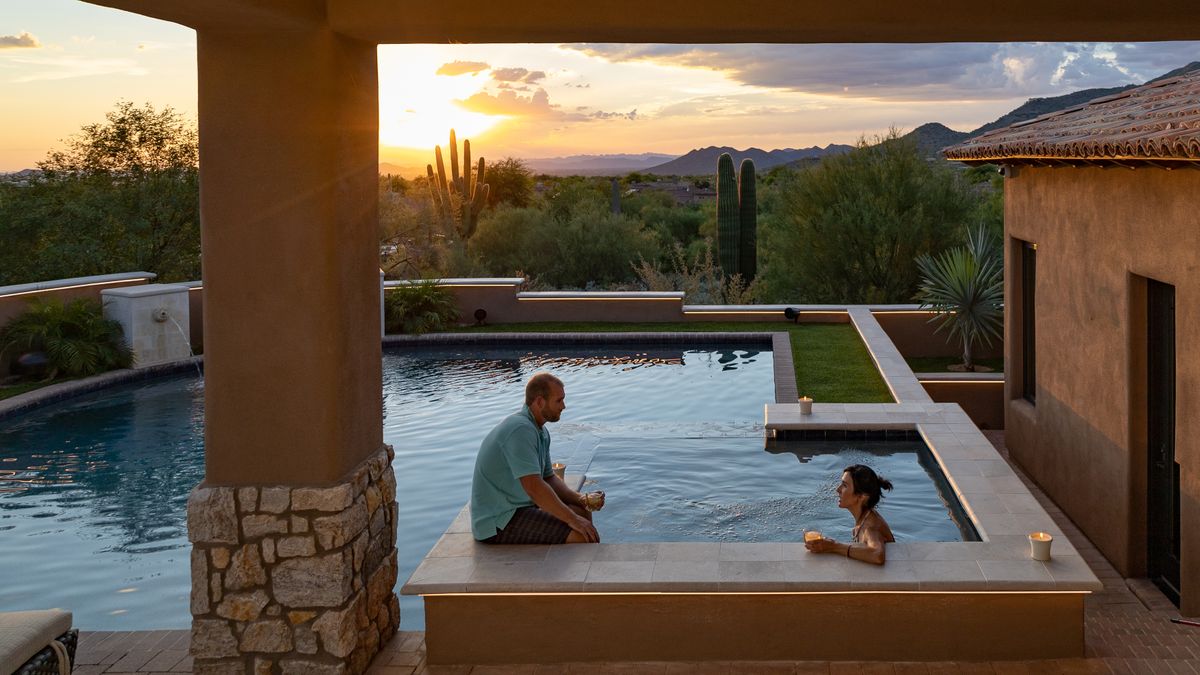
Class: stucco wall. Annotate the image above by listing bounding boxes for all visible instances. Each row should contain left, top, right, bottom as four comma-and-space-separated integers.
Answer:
1004, 166, 1199, 614
875, 311, 1004, 359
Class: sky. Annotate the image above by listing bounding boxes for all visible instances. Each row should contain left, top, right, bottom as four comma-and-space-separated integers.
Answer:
2, 1, 1199, 173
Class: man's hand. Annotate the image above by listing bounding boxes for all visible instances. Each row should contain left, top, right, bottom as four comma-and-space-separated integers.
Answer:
569, 514, 600, 543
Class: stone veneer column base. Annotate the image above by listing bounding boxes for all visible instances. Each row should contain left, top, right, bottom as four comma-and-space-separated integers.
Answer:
187, 445, 398, 675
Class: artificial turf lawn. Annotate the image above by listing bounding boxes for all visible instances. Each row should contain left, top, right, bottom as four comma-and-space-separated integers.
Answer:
0, 378, 78, 401
452, 321, 893, 403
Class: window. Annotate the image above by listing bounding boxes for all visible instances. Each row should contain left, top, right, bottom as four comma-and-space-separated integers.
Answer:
1020, 240, 1037, 403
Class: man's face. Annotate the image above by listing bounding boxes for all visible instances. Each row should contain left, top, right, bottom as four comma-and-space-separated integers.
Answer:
540, 383, 566, 423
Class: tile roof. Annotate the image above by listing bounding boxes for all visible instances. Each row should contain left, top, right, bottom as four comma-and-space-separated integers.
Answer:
943, 70, 1200, 165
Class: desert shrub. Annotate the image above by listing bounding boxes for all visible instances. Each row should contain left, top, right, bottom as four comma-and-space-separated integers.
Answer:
383, 281, 461, 334
0, 298, 132, 378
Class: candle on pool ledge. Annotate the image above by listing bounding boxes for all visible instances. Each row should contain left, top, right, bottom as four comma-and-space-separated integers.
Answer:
1029, 531, 1053, 561
552, 462, 566, 479
799, 396, 813, 415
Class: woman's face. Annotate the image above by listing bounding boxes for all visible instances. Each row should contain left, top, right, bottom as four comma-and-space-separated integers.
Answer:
836, 471, 864, 510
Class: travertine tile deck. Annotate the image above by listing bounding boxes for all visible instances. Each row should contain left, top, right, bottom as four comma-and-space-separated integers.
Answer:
73, 432, 1199, 674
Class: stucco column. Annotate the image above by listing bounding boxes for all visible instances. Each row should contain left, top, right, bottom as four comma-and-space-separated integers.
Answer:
197, 27, 381, 486
185, 26, 397, 675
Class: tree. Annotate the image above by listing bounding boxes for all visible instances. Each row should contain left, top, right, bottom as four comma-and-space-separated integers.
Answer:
0, 101, 200, 285
915, 224, 1004, 371
484, 157, 534, 208
758, 132, 977, 303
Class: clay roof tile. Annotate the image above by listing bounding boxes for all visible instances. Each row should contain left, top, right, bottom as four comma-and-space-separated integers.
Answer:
944, 70, 1200, 164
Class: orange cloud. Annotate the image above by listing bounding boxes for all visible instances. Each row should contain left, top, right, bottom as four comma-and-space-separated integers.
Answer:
0, 32, 41, 49
436, 60, 489, 76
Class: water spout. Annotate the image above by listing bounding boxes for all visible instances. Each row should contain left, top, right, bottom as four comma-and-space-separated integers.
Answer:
164, 312, 203, 380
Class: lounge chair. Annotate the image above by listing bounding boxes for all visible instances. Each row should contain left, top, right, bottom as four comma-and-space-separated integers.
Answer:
0, 609, 77, 675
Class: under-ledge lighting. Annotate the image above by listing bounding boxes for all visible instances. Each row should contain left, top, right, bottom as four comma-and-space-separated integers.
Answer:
517, 297, 680, 302
0, 280, 142, 299
918, 380, 1004, 385
388, 284, 515, 289
683, 310, 785, 316
425, 590, 1092, 597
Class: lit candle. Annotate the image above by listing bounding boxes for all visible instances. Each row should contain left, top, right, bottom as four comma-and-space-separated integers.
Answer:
1028, 531, 1053, 561
799, 396, 813, 415
552, 462, 566, 479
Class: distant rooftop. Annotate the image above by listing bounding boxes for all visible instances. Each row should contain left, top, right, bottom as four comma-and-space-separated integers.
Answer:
943, 70, 1200, 167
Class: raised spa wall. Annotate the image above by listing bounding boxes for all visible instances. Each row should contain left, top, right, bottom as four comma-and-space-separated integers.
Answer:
186, 445, 399, 675
402, 309, 1101, 664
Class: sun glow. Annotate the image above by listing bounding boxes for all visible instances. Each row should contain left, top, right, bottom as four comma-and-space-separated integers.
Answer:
378, 47, 505, 150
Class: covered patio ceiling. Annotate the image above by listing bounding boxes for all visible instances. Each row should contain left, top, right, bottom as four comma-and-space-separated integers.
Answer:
85, 0, 1200, 42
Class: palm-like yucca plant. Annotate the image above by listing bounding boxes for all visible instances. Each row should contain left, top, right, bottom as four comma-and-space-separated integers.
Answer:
383, 280, 461, 335
0, 298, 133, 379
915, 225, 1004, 371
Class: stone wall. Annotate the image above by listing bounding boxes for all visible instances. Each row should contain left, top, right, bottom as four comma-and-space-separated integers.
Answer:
187, 445, 398, 674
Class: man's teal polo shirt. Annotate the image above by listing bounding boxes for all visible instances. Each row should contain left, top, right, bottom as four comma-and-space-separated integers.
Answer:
470, 406, 554, 540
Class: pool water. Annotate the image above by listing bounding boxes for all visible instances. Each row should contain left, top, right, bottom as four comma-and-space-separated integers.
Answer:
589, 437, 978, 544
0, 343, 771, 630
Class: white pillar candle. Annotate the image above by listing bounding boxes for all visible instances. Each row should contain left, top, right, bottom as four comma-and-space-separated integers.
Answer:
799, 396, 813, 415
1029, 531, 1053, 561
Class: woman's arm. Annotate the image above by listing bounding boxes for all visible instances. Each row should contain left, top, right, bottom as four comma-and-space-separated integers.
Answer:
805, 529, 887, 564
848, 526, 887, 565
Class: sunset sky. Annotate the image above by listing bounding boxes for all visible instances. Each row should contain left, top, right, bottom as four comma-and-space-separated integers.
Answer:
3, 1, 1198, 173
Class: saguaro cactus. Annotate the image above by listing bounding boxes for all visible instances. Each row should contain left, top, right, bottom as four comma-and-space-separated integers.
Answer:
738, 158, 757, 281
427, 129, 490, 247
715, 153, 757, 281
716, 153, 740, 277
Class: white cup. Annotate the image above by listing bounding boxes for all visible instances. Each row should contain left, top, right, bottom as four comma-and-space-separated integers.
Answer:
799, 396, 813, 415
1029, 532, 1053, 561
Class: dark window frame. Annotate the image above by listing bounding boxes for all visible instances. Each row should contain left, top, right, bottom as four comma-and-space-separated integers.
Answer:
1020, 240, 1037, 403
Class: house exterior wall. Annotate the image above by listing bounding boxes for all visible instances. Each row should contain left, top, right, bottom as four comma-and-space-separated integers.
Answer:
1004, 166, 1200, 615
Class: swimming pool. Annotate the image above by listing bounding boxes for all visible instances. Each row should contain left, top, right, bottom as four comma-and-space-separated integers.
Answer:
0, 342, 771, 630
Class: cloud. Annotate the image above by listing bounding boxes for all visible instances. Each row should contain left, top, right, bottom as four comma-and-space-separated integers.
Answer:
7, 55, 147, 82
590, 109, 638, 120
459, 87, 559, 117
491, 67, 547, 84
436, 60, 489, 76
564, 42, 1200, 101
0, 32, 40, 49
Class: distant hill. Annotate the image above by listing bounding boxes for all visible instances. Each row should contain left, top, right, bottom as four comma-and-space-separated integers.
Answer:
523, 153, 676, 176
646, 145, 851, 176
902, 123, 971, 159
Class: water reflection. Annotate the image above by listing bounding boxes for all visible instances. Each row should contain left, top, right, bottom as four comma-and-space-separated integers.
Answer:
1, 344, 774, 630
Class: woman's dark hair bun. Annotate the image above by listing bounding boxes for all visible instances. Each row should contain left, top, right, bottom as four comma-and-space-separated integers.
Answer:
843, 464, 892, 510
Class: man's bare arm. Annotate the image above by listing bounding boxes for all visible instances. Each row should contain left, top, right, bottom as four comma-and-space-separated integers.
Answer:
518, 475, 598, 542
544, 473, 584, 508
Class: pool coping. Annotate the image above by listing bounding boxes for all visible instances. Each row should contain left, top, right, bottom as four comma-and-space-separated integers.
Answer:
401, 310, 1102, 597
0, 357, 204, 422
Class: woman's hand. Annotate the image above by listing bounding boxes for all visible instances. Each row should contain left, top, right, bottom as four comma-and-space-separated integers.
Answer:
805, 537, 842, 554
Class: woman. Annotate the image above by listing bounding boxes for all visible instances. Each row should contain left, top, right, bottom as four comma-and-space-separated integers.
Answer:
806, 464, 895, 565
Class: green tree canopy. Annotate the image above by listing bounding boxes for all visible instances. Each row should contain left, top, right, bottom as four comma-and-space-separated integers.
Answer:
758, 132, 981, 303
483, 157, 534, 208
0, 101, 200, 285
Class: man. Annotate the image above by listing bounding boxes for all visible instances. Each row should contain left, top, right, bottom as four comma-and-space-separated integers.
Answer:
471, 372, 601, 544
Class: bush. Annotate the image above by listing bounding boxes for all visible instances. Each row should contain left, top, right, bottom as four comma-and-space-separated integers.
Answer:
0, 298, 133, 378
758, 131, 978, 303
383, 282, 461, 334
